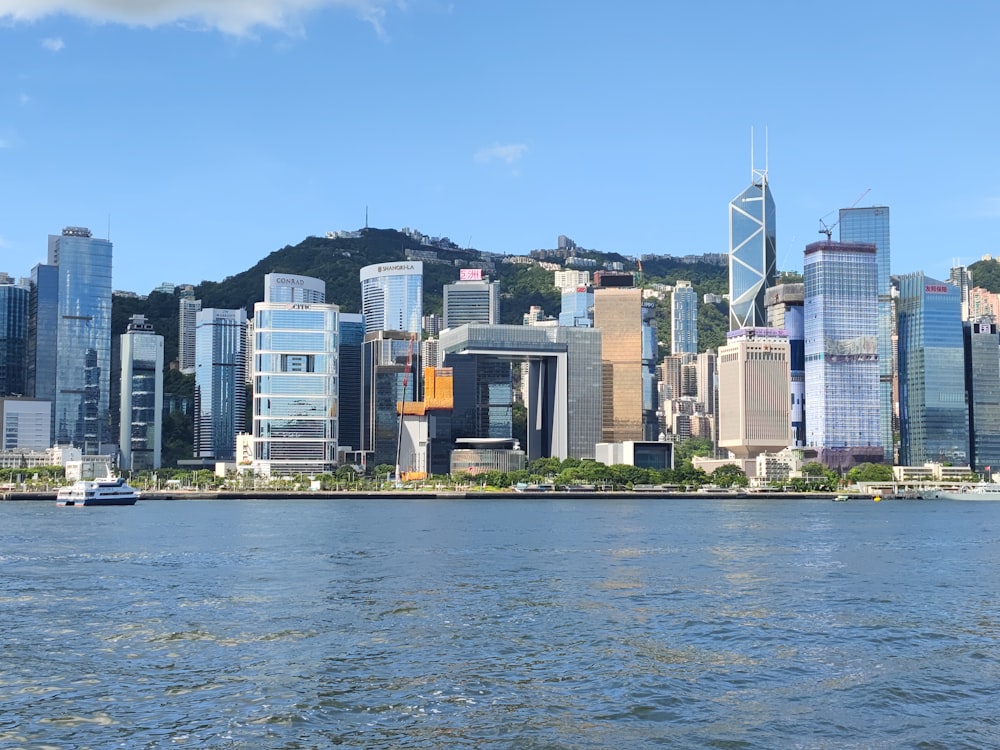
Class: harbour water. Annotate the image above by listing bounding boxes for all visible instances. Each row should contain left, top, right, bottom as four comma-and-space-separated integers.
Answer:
2, 496, 998, 748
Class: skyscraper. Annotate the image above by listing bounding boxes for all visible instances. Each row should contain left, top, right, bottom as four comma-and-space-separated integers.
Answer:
593, 287, 646, 442
443, 275, 500, 328
839, 206, 893, 460
765, 283, 805, 447
119, 314, 164, 471
728, 165, 776, 329
717, 327, 791, 459
897, 273, 968, 466
670, 280, 698, 355
0, 275, 28, 397
28, 227, 113, 453
194, 307, 246, 461
178, 296, 202, 375
359, 262, 424, 469
252, 274, 339, 476
963, 319, 1000, 474
360, 261, 423, 335
338, 312, 365, 455
803, 241, 881, 469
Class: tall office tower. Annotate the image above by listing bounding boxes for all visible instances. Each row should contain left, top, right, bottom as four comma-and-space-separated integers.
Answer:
558, 286, 594, 327
0, 276, 28, 396
717, 327, 791, 458
765, 283, 805, 447
657, 355, 686, 400
252, 274, 339, 477
26, 264, 58, 430
27, 227, 113, 453
360, 262, 423, 468
337, 313, 365, 454
178, 297, 202, 375
194, 307, 247, 461
963, 319, 1000, 474
949, 265, 973, 321
839, 206, 893, 460
119, 314, 164, 471
443, 275, 500, 329
360, 261, 423, 335
641, 300, 659, 439
897, 273, 968, 466
728, 163, 776, 329
803, 241, 881, 469
593, 287, 646, 442
670, 280, 698, 354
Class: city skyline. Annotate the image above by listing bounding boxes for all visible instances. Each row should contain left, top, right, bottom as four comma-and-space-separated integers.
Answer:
2, 2, 999, 293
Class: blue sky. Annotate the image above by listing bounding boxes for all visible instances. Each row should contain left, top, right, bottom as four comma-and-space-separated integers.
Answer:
1, 1, 998, 294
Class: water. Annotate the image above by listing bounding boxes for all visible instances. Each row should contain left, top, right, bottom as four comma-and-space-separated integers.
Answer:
2, 497, 999, 749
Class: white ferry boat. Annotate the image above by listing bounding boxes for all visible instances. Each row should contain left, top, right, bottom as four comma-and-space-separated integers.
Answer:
56, 477, 140, 507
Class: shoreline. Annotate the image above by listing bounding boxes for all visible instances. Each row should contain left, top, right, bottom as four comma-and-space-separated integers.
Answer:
2, 489, 874, 502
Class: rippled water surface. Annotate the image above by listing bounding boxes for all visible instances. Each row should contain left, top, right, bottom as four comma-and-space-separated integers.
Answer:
2, 497, 999, 748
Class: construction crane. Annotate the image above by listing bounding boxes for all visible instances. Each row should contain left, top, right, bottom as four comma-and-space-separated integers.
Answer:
818, 188, 872, 240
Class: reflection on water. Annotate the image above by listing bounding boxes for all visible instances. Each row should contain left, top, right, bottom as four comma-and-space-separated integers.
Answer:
2, 497, 999, 748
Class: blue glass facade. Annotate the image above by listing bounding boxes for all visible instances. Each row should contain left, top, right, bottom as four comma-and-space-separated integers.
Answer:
964, 320, 1000, 474
897, 274, 968, 466
0, 281, 28, 397
39, 228, 114, 453
194, 308, 246, 461
839, 207, 893, 459
253, 287, 340, 475
729, 175, 776, 329
337, 313, 365, 454
803, 242, 881, 461
670, 281, 698, 355
558, 287, 593, 327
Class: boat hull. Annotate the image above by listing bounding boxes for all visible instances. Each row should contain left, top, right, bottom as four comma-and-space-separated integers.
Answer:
57, 496, 138, 507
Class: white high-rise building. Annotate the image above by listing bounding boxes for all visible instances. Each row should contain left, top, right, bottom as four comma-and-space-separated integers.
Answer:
253, 274, 339, 477
119, 314, 164, 470
178, 297, 201, 375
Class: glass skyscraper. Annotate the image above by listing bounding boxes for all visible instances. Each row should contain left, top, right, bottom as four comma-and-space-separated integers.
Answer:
803, 241, 881, 469
964, 319, 1000, 474
119, 315, 163, 471
0, 277, 28, 397
728, 169, 776, 330
253, 274, 339, 476
839, 207, 893, 460
28, 228, 113, 453
194, 307, 246, 461
670, 280, 698, 355
897, 273, 968, 466
558, 286, 593, 328
360, 261, 423, 335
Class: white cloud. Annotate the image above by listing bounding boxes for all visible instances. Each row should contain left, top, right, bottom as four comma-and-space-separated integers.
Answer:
0, 1, 392, 36
474, 142, 528, 165
41, 36, 64, 50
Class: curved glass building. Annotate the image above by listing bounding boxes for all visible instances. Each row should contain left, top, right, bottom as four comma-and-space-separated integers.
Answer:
360, 261, 423, 335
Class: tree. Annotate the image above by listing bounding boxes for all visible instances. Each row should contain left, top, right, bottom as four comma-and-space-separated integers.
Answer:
712, 463, 748, 488
846, 462, 894, 484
